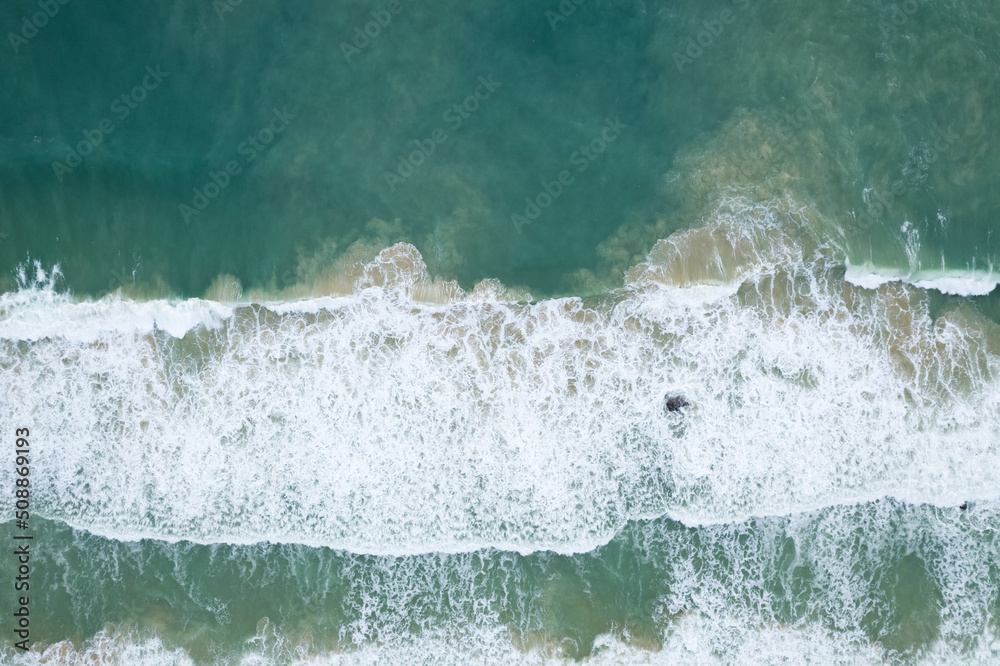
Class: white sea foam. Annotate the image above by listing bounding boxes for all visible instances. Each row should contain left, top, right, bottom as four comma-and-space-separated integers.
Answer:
0, 260, 233, 342
319, 500, 999, 665
6, 570, 998, 666
1, 200, 999, 555
3, 631, 192, 666
0, 293, 233, 343
845, 262, 1000, 296
7, 499, 998, 665
8, 627, 997, 666
0, 625, 893, 666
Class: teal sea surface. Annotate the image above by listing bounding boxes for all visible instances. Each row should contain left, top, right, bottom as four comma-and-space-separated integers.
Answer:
1, 0, 999, 663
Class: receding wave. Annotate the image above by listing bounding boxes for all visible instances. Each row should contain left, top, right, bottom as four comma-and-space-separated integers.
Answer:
11, 623, 997, 666
4, 501, 999, 664
1, 198, 999, 555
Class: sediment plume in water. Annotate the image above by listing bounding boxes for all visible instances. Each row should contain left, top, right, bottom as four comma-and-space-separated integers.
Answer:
2, 199, 998, 557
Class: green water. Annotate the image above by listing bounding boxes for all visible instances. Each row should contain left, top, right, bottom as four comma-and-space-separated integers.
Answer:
2, 0, 1000, 663
4, 503, 997, 663
1, 0, 997, 298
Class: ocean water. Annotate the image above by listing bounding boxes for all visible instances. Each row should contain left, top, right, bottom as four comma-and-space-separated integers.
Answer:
1, 0, 999, 663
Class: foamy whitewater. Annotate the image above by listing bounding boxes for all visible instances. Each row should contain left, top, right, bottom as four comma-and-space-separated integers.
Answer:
2, 199, 999, 663
4, 503, 1000, 665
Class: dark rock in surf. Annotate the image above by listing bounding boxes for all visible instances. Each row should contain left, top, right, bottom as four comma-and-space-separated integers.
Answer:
664, 393, 690, 413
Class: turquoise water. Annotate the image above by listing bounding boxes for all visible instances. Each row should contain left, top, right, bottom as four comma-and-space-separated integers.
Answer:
1, 0, 1000, 663
4, 504, 998, 663
2, 0, 997, 299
